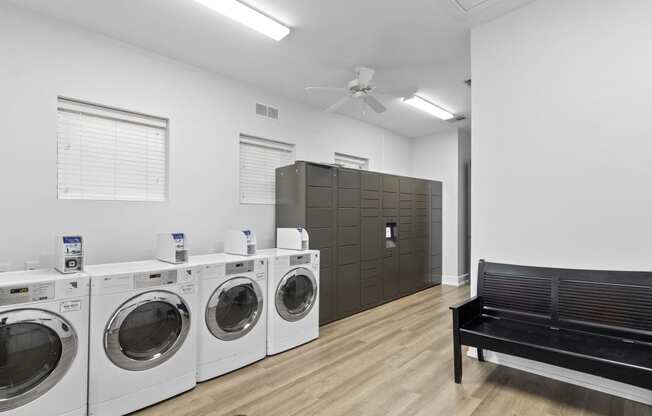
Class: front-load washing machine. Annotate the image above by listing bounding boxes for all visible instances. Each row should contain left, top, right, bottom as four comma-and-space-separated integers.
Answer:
190, 253, 268, 381
258, 249, 320, 355
0, 269, 89, 416
86, 261, 198, 416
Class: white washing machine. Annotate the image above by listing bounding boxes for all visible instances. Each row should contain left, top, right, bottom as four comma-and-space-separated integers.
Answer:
190, 253, 268, 381
86, 261, 198, 416
258, 249, 320, 355
0, 270, 89, 416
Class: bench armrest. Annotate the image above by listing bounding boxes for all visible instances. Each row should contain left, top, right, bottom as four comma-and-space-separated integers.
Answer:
450, 296, 483, 328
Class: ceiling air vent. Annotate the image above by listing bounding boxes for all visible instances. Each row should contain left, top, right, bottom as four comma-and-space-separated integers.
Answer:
453, 0, 491, 12
255, 103, 279, 120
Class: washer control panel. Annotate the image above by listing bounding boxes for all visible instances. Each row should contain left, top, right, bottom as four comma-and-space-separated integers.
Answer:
0, 282, 55, 306
226, 260, 254, 275
134, 270, 177, 289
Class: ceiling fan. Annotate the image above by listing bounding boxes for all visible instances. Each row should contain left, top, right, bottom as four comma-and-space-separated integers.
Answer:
305, 67, 417, 114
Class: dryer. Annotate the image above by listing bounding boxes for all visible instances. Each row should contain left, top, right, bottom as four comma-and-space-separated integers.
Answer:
258, 249, 320, 355
86, 261, 198, 416
0, 270, 89, 416
190, 253, 268, 381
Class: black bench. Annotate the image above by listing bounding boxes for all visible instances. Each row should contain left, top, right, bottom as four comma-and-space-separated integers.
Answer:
451, 260, 652, 390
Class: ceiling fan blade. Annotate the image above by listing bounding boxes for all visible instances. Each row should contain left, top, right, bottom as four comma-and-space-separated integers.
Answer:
305, 86, 348, 92
373, 86, 418, 98
363, 95, 387, 114
356, 67, 376, 87
325, 97, 352, 113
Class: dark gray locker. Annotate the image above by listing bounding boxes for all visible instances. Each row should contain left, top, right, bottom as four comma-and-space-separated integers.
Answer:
276, 161, 442, 326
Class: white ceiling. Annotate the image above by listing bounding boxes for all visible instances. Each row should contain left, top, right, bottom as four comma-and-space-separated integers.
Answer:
9, 0, 534, 138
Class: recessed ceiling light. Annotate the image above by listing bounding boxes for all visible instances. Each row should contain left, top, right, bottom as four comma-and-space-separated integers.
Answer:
193, 0, 291, 41
403, 95, 455, 120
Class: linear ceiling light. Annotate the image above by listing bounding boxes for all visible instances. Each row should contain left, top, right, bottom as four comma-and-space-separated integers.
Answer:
403, 95, 455, 120
194, 0, 291, 41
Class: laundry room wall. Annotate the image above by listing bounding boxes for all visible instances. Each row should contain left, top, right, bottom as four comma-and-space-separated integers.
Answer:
471, 0, 652, 404
0, 4, 413, 270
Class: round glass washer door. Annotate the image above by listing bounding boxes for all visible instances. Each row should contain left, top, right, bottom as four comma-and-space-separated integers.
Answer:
206, 277, 264, 341
0, 309, 77, 412
275, 267, 318, 322
104, 291, 190, 371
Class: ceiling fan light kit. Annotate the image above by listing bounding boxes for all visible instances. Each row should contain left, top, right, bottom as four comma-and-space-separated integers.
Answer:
193, 0, 291, 41
403, 95, 455, 120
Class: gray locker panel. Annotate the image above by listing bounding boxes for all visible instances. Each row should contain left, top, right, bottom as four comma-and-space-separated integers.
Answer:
382, 254, 400, 300
361, 173, 380, 191
415, 180, 428, 195
413, 237, 427, 253
398, 224, 412, 240
382, 193, 398, 208
431, 267, 443, 285
415, 225, 427, 238
361, 190, 379, 200
338, 245, 361, 265
383, 175, 399, 193
319, 247, 332, 269
431, 181, 442, 196
361, 198, 379, 208
431, 223, 442, 252
431, 196, 442, 209
319, 267, 336, 324
338, 188, 360, 207
399, 200, 412, 209
361, 208, 379, 217
399, 254, 414, 294
415, 200, 427, 209
431, 254, 442, 269
399, 192, 413, 201
338, 208, 360, 226
307, 208, 334, 228
307, 164, 333, 187
276, 163, 307, 229
338, 227, 360, 245
361, 278, 383, 307
309, 228, 333, 248
337, 263, 361, 316
361, 260, 380, 275
361, 217, 380, 261
415, 208, 427, 217
414, 252, 427, 289
399, 177, 414, 193
338, 169, 360, 189
383, 209, 398, 218
307, 186, 333, 208
431, 209, 442, 223
399, 215, 413, 224
400, 239, 412, 254
399, 208, 413, 217
415, 193, 427, 202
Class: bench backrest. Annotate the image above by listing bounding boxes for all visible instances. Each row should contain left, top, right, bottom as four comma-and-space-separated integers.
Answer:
478, 260, 652, 342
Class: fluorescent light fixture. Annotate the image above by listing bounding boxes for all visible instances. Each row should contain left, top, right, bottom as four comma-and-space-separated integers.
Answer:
194, 0, 291, 41
403, 95, 455, 120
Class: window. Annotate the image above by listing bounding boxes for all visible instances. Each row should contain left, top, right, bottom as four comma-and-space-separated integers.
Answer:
239, 135, 295, 204
334, 152, 369, 170
57, 97, 168, 202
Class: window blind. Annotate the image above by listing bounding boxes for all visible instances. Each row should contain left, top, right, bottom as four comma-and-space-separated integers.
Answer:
57, 98, 168, 202
239, 135, 295, 205
334, 152, 369, 170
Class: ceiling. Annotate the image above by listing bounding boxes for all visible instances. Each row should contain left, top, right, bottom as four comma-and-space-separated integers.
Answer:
9, 0, 534, 138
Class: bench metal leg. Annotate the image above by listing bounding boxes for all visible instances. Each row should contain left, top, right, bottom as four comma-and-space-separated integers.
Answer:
453, 327, 462, 383
477, 348, 485, 362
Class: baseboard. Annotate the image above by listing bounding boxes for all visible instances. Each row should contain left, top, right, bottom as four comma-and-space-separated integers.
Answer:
442, 273, 470, 287
466, 348, 652, 405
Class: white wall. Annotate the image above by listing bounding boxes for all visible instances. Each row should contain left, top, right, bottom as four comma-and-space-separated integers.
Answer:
411, 128, 468, 281
471, 0, 652, 403
0, 4, 412, 270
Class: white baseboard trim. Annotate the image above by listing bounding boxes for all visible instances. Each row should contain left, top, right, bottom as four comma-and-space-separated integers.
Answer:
466, 348, 652, 405
442, 273, 469, 287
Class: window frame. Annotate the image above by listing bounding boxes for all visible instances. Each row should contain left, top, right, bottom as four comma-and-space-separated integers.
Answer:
56, 97, 170, 203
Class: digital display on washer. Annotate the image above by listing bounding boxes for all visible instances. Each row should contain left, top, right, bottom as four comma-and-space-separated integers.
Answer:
10, 287, 28, 294
149, 273, 162, 279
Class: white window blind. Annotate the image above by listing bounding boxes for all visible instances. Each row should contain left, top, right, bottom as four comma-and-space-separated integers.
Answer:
334, 152, 369, 170
239, 135, 295, 204
57, 97, 168, 202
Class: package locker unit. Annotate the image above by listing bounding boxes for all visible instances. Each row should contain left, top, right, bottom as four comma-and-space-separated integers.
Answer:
276, 161, 443, 325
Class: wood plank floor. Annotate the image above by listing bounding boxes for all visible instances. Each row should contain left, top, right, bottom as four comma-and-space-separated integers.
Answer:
136, 285, 652, 416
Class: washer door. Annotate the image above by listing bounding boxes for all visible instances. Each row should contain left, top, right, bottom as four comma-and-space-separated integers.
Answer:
0, 309, 77, 412
104, 291, 190, 371
206, 277, 263, 341
275, 267, 318, 322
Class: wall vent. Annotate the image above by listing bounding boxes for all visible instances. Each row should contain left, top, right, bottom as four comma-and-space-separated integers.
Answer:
255, 103, 279, 120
